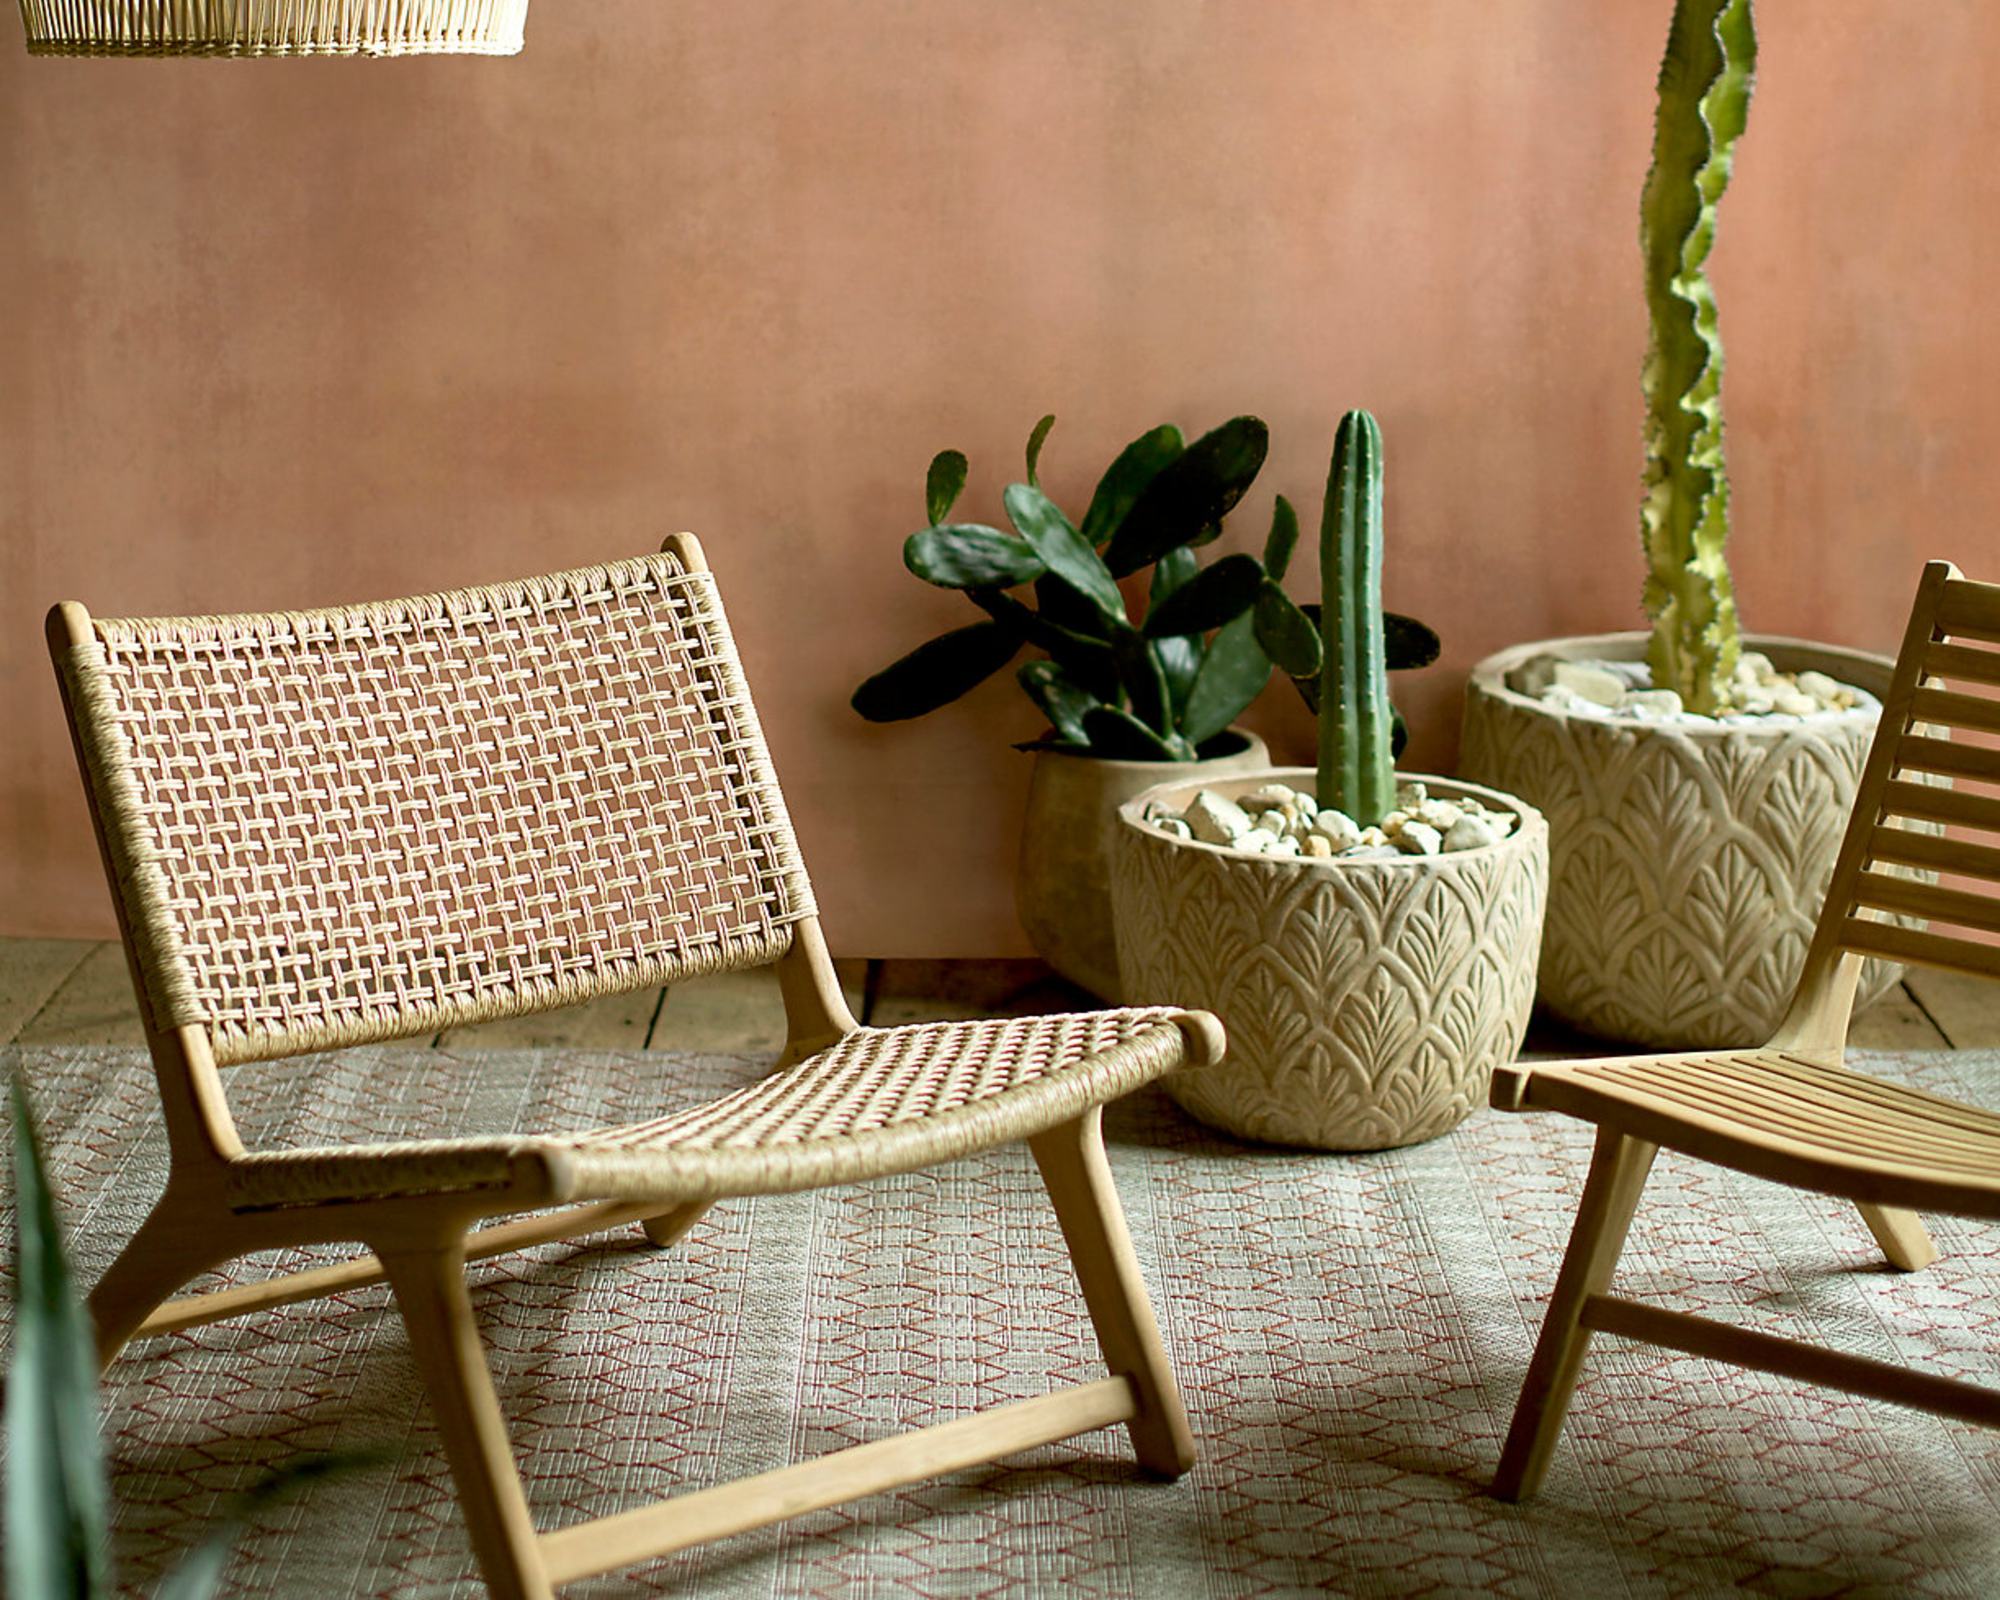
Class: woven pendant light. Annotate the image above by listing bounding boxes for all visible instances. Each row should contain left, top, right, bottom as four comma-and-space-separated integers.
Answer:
19, 0, 527, 56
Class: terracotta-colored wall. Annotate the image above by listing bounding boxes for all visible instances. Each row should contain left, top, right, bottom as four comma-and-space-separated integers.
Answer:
4, 3, 1996, 953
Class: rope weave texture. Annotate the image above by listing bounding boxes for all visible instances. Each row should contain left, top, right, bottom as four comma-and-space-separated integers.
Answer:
18, 0, 527, 56
225, 1009, 1199, 1208
63, 554, 814, 1064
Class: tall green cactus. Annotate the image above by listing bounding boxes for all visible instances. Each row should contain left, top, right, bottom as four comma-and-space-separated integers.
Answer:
1316, 410, 1395, 827
1640, 0, 1757, 714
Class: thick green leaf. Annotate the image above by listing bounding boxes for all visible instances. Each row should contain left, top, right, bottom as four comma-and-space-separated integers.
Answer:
851, 621, 1023, 721
1103, 415, 1269, 577
1004, 483, 1127, 624
1179, 611, 1272, 747
925, 449, 968, 527
1149, 544, 1198, 606
1298, 604, 1441, 672
1253, 581, 1323, 677
6, 1073, 109, 1600
1034, 571, 1112, 639
1080, 424, 1184, 547
1112, 630, 1174, 738
972, 590, 1122, 702
903, 524, 1046, 590
1153, 636, 1202, 719
1025, 414, 1057, 486
1263, 495, 1300, 581
1017, 660, 1101, 746
1384, 610, 1442, 671
1142, 554, 1264, 638
1081, 705, 1187, 760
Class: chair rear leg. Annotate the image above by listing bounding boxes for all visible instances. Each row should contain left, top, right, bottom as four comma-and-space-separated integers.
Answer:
1857, 1203, 1937, 1272
1029, 1107, 1196, 1479
1493, 1128, 1657, 1503
89, 1193, 235, 1371
639, 1199, 710, 1249
378, 1241, 553, 1600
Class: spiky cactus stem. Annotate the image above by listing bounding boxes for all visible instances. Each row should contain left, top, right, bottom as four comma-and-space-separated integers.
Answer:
1640, 0, 1756, 715
1317, 411, 1395, 827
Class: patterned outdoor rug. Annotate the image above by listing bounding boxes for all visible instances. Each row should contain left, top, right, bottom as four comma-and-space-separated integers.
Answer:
6, 1042, 2000, 1599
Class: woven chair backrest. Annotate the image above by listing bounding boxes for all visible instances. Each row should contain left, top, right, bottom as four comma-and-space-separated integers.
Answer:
1812, 562, 2000, 985
53, 551, 816, 1064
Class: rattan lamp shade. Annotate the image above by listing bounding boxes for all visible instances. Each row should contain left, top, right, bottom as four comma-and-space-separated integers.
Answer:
19, 0, 527, 56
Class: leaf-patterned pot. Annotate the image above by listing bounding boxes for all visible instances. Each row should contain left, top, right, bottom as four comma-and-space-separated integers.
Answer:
1018, 728, 1270, 1003
1459, 632, 1903, 1049
1108, 770, 1548, 1151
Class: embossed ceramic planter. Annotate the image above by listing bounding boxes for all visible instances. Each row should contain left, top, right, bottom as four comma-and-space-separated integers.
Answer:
1460, 632, 1906, 1050
1018, 729, 1271, 1002
1109, 770, 1548, 1151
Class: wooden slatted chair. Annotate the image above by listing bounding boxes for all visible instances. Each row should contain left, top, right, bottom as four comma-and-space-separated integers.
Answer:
47, 536, 1219, 1597
1489, 559, 2000, 1503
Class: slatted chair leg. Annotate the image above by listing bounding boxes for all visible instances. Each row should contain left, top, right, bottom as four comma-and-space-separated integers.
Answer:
1493, 1128, 1658, 1504
89, 1195, 234, 1371
1029, 1107, 1196, 1479
378, 1242, 552, 1600
1857, 1203, 1938, 1272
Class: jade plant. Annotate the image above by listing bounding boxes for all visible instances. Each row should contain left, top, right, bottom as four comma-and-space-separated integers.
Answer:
1640, 0, 1757, 714
851, 415, 1323, 760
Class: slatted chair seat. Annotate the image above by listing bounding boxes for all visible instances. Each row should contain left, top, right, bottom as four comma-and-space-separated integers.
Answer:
1490, 559, 2000, 1505
226, 1009, 1203, 1210
1515, 1048, 2000, 1218
48, 537, 1216, 1598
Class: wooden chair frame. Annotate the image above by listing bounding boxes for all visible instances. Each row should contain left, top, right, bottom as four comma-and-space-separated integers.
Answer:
48, 536, 1206, 1597
1491, 559, 2000, 1502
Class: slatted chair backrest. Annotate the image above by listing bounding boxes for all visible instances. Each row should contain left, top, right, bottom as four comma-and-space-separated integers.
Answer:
1805, 560, 2000, 988
48, 544, 817, 1065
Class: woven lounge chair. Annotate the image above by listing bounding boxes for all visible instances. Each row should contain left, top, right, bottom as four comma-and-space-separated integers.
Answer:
1489, 559, 2000, 1502
48, 535, 1219, 1597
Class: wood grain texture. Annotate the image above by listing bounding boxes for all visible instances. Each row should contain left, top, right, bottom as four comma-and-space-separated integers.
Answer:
14, 940, 143, 1045
0, 937, 94, 1042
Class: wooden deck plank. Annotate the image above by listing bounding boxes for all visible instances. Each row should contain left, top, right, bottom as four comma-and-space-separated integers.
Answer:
435, 988, 665, 1050
0, 938, 97, 1044
650, 962, 869, 1055
15, 941, 144, 1045
1847, 984, 1953, 1051
1904, 967, 2000, 1049
866, 959, 1096, 1027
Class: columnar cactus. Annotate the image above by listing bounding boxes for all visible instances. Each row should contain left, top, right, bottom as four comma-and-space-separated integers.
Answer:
1640, 0, 1757, 714
1315, 410, 1396, 826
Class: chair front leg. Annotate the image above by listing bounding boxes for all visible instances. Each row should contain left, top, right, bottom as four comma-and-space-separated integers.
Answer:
1493, 1127, 1657, 1503
377, 1240, 552, 1600
90, 1189, 237, 1371
1029, 1107, 1196, 1479
1857, 1203, 1937, 1272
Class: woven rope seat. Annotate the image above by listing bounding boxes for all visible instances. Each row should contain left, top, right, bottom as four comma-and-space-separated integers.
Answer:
229, 1009, 1206, 1210
1523, 1049, 2000, 1217
54, 537, 1219, 1594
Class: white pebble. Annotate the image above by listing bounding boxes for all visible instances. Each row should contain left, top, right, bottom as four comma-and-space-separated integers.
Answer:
1241, 783, 1302, 813
1443, 814, 1501, 853
1412, 799, 1462, 832
1154, 817, 1192, 840
1310, 808, 1362, 850
1236, 827, 1279, 854
1302, 834, 1334, 858
1184, 790, 1253, 845
1553, 662, 1628, 708
1396, 821, 1443, 856
1623, 688, 1684, 717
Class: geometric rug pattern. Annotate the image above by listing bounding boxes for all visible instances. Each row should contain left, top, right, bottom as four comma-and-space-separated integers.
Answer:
6, 1043, 2000, 1598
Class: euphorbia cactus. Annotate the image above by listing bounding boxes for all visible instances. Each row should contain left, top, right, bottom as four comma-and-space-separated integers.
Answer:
1640, 0, 1757, 714
1314, 410, 1396, 827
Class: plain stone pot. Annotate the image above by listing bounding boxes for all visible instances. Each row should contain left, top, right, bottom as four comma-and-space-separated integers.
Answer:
1459, 632, 1906, 1050
1018, 729, 1270, 1002
1109, 770, 1548, 1151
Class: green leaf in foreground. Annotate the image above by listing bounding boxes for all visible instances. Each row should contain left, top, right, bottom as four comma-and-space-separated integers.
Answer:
925, 449, 968, 527
902, 524, 1046, 590
6, 1072, 109, 1600
1179, 611, 1272, 748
